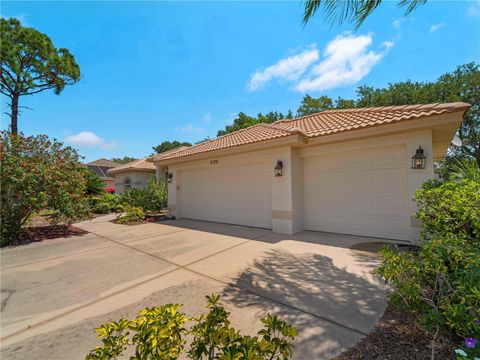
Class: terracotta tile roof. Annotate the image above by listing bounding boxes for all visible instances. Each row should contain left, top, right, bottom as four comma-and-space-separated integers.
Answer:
151, 124, 299, 162
86, 158, 121, 168
107, 157, 156, 175
153, 102, 470, 162
150, 146, 191, 161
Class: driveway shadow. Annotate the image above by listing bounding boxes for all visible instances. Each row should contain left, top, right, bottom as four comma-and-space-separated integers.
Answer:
222, 249, 387, 359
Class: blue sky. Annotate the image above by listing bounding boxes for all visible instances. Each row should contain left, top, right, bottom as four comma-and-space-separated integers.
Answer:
1, 1, 479, 162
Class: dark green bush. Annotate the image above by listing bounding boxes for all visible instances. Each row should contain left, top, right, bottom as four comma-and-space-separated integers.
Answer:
414, 179, 480, 241
119, 177, 167, 213
89, 193, 121, 214
376, 171, 480, 358
86, 294, 297, 360
376, 236, 480, 338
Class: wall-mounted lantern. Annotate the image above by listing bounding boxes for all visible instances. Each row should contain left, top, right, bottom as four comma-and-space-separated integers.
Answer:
274, 160, 283, 177
166, 172, 173, 183
411, 146, 426, 169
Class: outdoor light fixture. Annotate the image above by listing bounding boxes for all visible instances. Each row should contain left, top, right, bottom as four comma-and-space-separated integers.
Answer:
166, 172, 173, 183
411, 146, 427, 169
274, 160, 283, 177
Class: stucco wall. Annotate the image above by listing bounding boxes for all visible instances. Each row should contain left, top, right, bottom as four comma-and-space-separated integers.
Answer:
114, 171, 155, 194
163, 129, 436, 243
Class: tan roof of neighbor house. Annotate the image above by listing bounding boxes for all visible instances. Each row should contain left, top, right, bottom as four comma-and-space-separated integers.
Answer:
152, 102, 470, 162
86, 158, 121, 168
107, 157, 156, 175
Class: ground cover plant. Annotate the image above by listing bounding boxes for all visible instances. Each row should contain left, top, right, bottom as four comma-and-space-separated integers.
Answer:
0, 131, 91, 246
375, 160, 480, 359
86, 294, 297, 360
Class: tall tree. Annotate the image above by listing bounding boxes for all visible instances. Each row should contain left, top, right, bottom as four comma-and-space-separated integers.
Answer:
0, 18, 81, 134
303, 0, 427, 29
355, 63, 480, 162
296, 95, 334, 117
152, 140, 192, 154
217, 111, 290, 136
111, 156, 138, 164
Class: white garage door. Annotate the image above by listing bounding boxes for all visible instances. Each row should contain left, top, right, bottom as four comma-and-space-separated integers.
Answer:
304, 145, 410, 241
179, 159, 272, 229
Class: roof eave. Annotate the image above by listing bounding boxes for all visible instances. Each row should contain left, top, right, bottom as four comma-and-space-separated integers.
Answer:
153, 134, 307, 166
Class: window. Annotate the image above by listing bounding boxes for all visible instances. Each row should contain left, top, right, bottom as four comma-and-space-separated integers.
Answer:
124, 178, 132, 190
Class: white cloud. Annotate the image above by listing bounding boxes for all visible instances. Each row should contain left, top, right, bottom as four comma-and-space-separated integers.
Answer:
392, 18, 404, 30
175, 124, 204, 133
381, 41, 395, 50
247, 45, 319, 91
467, 0, 480, 17
202, 113, 212, 124
65, 131, 119, 150
429, 23, 445, 32
295, 33, 390, 93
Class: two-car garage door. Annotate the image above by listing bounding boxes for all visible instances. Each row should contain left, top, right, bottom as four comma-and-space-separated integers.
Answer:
303, 145, 411, 241
179, 159, 273, 229
178, 144, 410, 241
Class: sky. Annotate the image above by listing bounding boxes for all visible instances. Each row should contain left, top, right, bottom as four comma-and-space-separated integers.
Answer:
1, 1, 479, 162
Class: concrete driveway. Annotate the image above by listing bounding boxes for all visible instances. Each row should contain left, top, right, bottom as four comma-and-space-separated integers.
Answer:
1, 215, 388, 360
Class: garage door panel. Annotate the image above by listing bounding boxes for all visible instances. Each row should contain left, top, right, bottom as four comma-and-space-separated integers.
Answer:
376, 170, 407, 192
304, 144, 410, 241
180, 161, 272, 229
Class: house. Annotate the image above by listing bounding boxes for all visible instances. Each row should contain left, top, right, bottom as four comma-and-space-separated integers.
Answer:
107, 157, 156, 194
85, 158, 121, 190
149, 102, 470, 243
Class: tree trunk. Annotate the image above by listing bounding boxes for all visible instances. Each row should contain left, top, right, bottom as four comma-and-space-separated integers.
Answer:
11, 93, 19, 134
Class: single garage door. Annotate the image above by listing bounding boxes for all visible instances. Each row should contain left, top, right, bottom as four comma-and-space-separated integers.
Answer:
179, 159, 272, 229
304, 145, 410, 241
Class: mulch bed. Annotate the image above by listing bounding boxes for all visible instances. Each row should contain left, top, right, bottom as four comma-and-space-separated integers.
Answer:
11, 224, 88, 246
334, 304, 456, 360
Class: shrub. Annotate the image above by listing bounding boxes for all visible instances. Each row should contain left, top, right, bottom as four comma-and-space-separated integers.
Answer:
115, 205, 145, 224
90, 193, 121, 214
119, 177, 167, 213
105, 188, 115, 194
414, 179, 480, 242
86, 294, 297, 360
0, 131, 90, 246
376, 172, 480, 358
376, 236, 480, 338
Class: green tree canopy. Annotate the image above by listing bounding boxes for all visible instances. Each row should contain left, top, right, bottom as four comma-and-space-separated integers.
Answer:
355, 63, 480, 162
0, 18, 81, 134
217, 111, 292, 136
111, 156, 138, 164
152, 140, 192, 154
296, 95, 334, 116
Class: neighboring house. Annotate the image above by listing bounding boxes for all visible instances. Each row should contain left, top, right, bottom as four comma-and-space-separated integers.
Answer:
107, 157, 156, 194
85, 158, 121, 190
150, 102, 470, 243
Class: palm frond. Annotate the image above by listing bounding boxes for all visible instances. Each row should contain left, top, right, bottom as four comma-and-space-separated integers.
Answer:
303, 0, 428, 29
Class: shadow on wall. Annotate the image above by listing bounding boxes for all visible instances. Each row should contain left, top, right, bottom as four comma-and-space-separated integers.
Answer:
222, 249, 388, 359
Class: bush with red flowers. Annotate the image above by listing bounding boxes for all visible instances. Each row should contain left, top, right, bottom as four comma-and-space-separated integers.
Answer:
0, 131, 91, 246
105, 187, 115, 194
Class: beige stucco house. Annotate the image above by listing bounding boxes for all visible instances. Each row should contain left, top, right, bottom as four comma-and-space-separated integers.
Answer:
107, 158, 156, 194
149, 102, 470, 243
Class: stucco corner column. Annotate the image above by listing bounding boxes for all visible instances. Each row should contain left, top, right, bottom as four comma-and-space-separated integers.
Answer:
271, 147, 304, 235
